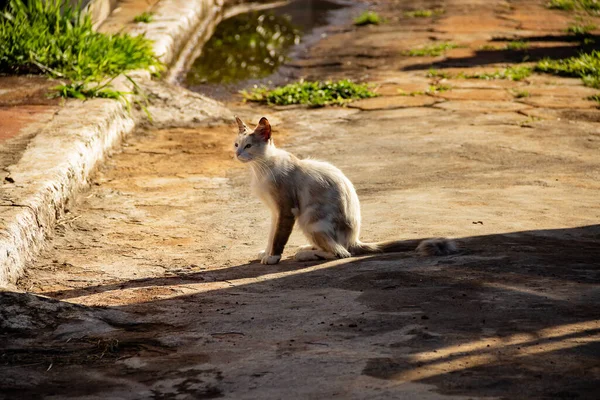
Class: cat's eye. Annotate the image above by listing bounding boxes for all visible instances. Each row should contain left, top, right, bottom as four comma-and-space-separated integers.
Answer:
235, 143, 238, 147
244, 144, 252, 149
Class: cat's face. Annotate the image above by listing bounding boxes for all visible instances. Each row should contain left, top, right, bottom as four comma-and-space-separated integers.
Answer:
234, 117, 271, 163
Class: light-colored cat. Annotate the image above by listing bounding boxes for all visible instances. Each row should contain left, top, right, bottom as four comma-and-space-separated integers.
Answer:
234, 116, 457, 265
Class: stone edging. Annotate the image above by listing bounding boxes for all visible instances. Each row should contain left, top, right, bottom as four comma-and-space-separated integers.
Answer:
0, 0, 229, 287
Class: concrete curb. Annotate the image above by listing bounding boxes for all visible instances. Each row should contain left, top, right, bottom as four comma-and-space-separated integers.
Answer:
0, 0, 231, 287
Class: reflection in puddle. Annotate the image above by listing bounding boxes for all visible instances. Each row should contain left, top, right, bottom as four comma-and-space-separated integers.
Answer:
186, 11, 301, 85
184, 0, 354, 100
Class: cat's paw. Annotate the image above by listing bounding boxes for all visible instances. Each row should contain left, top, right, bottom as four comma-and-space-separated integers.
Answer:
257, 250, 266, 260
261, 254, 281, 265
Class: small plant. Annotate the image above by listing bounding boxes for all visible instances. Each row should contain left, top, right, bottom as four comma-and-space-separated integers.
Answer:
404, 8, 444, 18
405, 42, 460, 57
519, 115, 542, 127
0, 0, 162, 101
513, 90, 530, 98
547, 0, 577, 10
426, 68, 452, 79
354, 11, 382, 26
582, 74, 600, 88
583, 37, 596, 45
427, 83, 452, 94
241, 80, 378, 107
566, 22, 597, 35
460, 65, 533, 81
535, 50, 600, 87
399, 90, 424, 96
133, 11, 154, 23
588, 94, 600, 102
505, 40, 530, 51
547, 0, 600, 13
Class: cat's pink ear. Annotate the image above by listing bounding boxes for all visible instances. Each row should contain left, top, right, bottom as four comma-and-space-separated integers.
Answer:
254, 117, 271, 142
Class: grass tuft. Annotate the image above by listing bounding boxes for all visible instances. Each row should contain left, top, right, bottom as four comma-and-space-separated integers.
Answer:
404, 9, 444, 18
587, 93, 600, 102
427, 83, 452, 93
547, 0, 600, 13
535, 50, 600, 87
0, 0, 162, 100
566, 22, 597, 35
405, 42, 460, 57
460, 65, 533, 81
354, 11, 382, 26
241, 80, 378, 107
505, 40, 530, 51
426, 68, 452, 79
133, 11, 154, 23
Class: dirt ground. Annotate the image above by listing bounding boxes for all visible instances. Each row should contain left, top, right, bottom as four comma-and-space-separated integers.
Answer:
2, 0, 600, 399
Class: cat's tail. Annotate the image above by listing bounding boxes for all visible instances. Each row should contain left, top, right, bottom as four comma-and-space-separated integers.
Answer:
349, 238, 458, 256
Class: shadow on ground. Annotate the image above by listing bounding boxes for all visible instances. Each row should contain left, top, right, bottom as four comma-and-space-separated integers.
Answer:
402, 34, 600, 71
1, 225, 599, 399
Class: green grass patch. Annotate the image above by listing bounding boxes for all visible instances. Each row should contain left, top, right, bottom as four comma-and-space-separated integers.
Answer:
535, 50, 600, 87
241, 80, 378, 107
133, 11, 154, 23
400, 84, 452, 96
354, 11, 382, 26
505, 40, 530, 51
548, 0, 577, 10
566, 22, 597, 35
427, 83, 452, 93
426, 68, 452, 79
547, 0, 600, 13
0, 0, 162, 100
587, 93, 600, 102
404, 8, 444, 18
399, 90, 424, 96
405, 42, 460, 57
460, 65, 533, 81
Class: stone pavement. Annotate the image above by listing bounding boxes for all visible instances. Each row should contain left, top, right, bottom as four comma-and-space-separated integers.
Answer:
1, 0, 599, 399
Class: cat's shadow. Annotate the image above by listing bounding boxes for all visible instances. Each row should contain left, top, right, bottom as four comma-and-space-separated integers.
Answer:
41, 257, 336, 300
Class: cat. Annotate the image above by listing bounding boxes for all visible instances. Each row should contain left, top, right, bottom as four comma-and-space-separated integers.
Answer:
234, 116, 457, 265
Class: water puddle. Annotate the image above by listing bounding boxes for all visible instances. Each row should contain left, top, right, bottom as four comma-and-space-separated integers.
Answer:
183, 0, 359, 100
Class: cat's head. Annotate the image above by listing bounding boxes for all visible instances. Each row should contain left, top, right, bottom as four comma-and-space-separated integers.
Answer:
234, 116, 272, 163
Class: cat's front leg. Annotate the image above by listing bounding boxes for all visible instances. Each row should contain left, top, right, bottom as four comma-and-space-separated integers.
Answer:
260, 210, 295, 265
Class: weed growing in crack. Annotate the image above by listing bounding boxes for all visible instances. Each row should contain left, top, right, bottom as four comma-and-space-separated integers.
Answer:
459, 65, 533, 81
426, 68, 453, 79
536, 50, 600, 88
506, 40, 530, 51
405, 42, 460, 57
566, 22, 597, 35
404, 9, 444, 18
547, 0, 600, 13
134, 11, 154, 23
354, 11, 382, 26
427, 84, 452, 94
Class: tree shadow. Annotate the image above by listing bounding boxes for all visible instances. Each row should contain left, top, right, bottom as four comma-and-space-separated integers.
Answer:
402, 34, 599, 72
1, 224, 599, 399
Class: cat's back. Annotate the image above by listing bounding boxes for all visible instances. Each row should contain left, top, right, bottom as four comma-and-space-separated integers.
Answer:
296, 157, 356, 194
